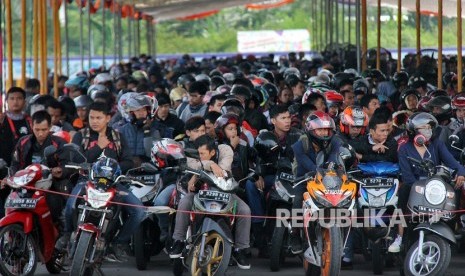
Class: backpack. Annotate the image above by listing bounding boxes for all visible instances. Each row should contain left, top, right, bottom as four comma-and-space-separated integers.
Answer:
80, 127, 122, 158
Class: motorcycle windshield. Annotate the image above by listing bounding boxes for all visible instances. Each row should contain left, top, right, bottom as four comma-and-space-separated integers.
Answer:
316, 167, 344, 190
357, 162, 399, 176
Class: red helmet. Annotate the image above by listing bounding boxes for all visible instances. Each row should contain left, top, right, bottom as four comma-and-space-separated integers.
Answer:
248, 75, 268, 88
305, 111, 335, 149
452, 93, 465, 109
53, 131, 71, 143
150, 139, 185, 169
339, 106, 368, 135
324, 90, 344, 107
214, 113, 241, 143
416, 96, 431, 112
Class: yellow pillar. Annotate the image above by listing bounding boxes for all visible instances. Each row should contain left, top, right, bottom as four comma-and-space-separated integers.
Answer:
438, 0, 443, 89
397, 0, 402, 72
21, 0, 27, 88
361, 0, 367, 71
33, 0, 39, 79
5, 0, 13, 91
458, 0, 463, 92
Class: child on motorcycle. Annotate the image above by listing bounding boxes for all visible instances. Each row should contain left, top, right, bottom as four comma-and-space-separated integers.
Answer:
169, 134, 252, 269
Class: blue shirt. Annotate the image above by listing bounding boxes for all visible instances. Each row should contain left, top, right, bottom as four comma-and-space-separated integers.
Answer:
398, 138, 465, 186
292, 138, 342, 177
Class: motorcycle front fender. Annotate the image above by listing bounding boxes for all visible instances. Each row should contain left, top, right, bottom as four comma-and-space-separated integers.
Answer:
0, 211, 34, 233
200, 217, 234, 244
78, 223, 101, 237
414, 221, 456, 244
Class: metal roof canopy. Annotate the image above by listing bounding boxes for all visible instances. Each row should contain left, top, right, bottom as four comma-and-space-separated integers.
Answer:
128, 0, 465, 22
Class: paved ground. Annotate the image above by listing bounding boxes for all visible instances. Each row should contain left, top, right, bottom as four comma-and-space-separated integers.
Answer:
35, 248, 465, 276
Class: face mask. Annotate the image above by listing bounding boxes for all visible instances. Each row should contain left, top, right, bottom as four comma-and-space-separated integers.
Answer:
417, 128, 432, 141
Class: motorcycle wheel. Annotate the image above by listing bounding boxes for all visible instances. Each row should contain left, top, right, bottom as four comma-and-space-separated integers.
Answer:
404, 235, 450, 276
320, 226, 342, 276
270, 226, 286, 272
134, 223, 149, 270
372, 241, 384, 275
190, 232, 231, 276
45, 250, 66, 274
0, 224, 37, 276
303, 259, 321, 276
70, 231, 95, 276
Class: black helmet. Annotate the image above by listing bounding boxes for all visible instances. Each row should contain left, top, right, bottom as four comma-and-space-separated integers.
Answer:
90, 157, 121, 189
73, 95, 93, 109
230, 85, 252, 103
442, 72, 457, 88
425, 95, 452, 122
331, 72, 354, 90
427, 89, 448, 98
392, 71, 409, 89
177, 74, 195, 89
254, 131, 280, 162
353, 78, 369, 95
408, 76, 427, 89
221, 98, 245, 121
261, 82, 278, 103
400, 88, 421, 110
210, 76, 226, 91
259, 70, 275, 84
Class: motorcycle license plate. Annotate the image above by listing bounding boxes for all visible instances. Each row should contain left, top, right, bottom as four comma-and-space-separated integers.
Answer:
198, 190, 230, 203
362, 178, 395, 187
417, 206, 452, 218
279, 172, 295, 182
5, 198, 38, 209
133, 175, 157, 185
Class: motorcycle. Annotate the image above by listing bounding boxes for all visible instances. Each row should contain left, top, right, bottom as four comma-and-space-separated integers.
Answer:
176, 167, 239, 276
301, 162, 357, 276
401, 139, 458, 276
126, 163, 164, 271
0, 146, 67, 276
266, 157, 301, 271
67, 157, 129, 276
354, 161, 400, 275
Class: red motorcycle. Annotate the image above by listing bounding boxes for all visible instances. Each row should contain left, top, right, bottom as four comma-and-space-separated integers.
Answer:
0, 160, 67, 276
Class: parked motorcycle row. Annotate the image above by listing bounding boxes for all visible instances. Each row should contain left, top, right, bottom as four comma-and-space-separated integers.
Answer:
0, 135, 464, 276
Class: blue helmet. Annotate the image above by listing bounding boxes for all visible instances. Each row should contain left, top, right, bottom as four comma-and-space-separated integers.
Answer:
90, 157, 121, 185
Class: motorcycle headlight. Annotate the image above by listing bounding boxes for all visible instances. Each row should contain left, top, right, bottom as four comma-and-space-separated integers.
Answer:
87, 187, 114, 208
425, 179, 446, 205
11, 171, 36, 187
215, 177, 238, 191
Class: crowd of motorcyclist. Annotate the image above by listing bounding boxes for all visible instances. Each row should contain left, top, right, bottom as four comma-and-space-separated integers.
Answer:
2, 51, 465, 271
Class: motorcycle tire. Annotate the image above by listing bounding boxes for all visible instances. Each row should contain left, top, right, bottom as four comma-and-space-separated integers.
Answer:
270, 226, 287, 272
0, 224, 37, 276
190, 232, 232, 276
320, 226, 343, 275
134, 224, 149, 270
372, 241, 384, 275
403, 235, 451, 276
303, 259, 321, 276
173, 258, 184, 276
70, 231, 95, 276
45, 251, 64, 274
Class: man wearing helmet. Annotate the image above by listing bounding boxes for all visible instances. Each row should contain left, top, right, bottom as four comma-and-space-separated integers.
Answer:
59, 102, 143, 262
394, 112, 465, 253
169, 135, 251, 269
336, 106, 369, 143
290, 111, 343, 253
449, 93, 465, 132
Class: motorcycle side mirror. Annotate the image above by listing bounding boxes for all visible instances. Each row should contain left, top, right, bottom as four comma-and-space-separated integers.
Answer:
141, 162, 158, 173
63, 143, 81, 152
449, 135, 460, 145
43, 145, 57, 158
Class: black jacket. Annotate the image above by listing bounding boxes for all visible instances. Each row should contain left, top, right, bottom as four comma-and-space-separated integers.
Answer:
71, 127, 134, 173
351, 134, 398, 163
